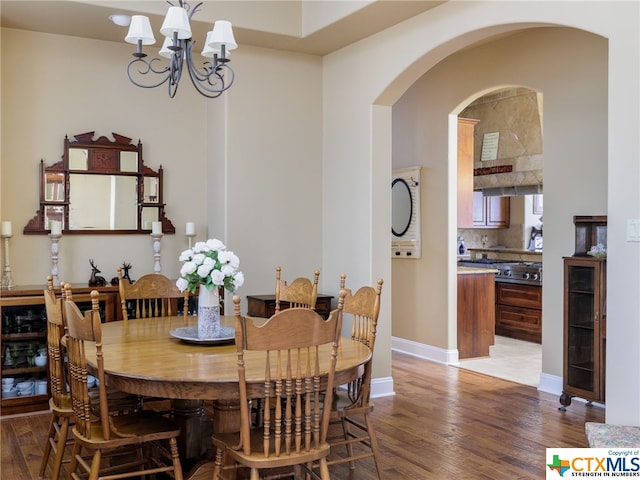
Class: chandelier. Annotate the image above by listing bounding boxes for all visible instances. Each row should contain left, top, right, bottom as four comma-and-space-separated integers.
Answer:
122, 1, 237, 98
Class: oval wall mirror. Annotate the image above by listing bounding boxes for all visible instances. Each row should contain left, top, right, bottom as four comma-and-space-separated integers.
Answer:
391, 178, 412, 237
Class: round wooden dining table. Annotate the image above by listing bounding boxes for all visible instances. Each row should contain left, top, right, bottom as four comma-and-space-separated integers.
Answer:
89, 315, 372, 480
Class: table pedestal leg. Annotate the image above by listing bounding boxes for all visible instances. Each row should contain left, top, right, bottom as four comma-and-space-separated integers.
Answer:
172, 399, 213, 460
212, 399, 242, 433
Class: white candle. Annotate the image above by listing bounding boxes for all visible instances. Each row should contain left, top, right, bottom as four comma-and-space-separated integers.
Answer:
152, 221, 162, 234
50, 220, 62, 235
1, 221, 12, 236
186, 222, 195, 236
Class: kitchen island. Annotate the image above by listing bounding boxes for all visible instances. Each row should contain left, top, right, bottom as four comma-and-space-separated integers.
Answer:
457, 266, 497, 359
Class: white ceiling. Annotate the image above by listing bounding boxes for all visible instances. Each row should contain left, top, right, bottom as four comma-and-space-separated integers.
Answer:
0, 0, 446, 55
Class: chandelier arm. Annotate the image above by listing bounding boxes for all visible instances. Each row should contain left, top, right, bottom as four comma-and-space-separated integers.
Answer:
183, 43, 235, 98
126, 57, 172, 89
166, 45, 186, 98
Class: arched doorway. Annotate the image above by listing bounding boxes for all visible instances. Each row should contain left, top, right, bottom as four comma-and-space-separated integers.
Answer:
455, 87, 544, 386
386, 26, 607, 397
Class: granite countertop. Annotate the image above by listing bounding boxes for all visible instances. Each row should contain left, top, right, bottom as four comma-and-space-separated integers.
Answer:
468, 248, 542, 255
457, 266, 499, 275
466, 248, 542, 262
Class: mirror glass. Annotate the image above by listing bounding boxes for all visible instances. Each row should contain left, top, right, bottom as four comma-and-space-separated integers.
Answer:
45, 205, 64, 230
391, 178, 412, 237
143, 177, 160, 203
69, 148, 88, 170
141, 207, 160, 229
120, 151, 138, 172
68, 174, 138, 230
45, 172, 65, 201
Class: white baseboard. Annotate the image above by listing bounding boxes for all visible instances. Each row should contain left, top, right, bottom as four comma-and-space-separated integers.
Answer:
538, 372, 563, 396
391, 336, 458, 364
392, 337, 579, 402
370, 376, 395, 399
337, 376, 395, 398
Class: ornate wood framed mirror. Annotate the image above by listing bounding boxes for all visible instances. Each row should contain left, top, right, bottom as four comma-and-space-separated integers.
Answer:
23, 132, 175, 234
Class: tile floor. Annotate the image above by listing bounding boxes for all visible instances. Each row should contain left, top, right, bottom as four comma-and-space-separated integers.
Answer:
456, 335, 542, 387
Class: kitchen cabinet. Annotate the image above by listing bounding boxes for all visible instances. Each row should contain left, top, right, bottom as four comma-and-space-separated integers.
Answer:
495, 282, 542, 343
559, 257, 606, 410
457, 118, 479, 228
1, 284, 119, 415
472, 191, 510, 228
457, 268, 495, 359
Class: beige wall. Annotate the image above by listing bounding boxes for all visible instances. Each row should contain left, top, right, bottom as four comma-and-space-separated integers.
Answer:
0, 29, 323, 315
323, 2, 639, 424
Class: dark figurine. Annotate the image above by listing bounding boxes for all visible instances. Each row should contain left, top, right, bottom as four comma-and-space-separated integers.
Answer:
121, 262, 134, 283
111, 261, 134, 285
88, 259, 107, 287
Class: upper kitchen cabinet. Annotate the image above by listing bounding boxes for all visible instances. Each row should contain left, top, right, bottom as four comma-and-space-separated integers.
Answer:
457, 118, 478, 228
472, 192, 510, 228
457, 117, 510, 229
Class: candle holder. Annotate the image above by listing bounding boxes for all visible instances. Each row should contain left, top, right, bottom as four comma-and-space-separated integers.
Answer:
1, 234, 15, 289
151, 232, 163, 273
186, 232, 196, 250
49, 233, 62, 287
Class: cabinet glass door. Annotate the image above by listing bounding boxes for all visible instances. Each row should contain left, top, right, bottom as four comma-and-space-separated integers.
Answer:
566, 264, 596, 391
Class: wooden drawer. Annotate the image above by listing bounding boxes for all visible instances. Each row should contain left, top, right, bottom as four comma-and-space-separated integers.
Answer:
495, 282, 542, 343
495, 304, 542, 343
247, 294, 334, 319
496, 283, 542, 310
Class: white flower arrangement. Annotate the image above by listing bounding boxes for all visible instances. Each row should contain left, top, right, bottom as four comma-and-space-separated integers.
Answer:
176, 238, 244, 294
587, 243, 607, 259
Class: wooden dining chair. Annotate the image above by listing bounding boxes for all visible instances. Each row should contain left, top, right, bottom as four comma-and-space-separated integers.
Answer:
39, 278, 144, 479
248, 266, 320, 428
212, 291, 346, 480
63, 286, 184, 480
38, 276, 74, 480
326, 274, 384, 479
274, 266, 320, 313
118, 267, 189, 320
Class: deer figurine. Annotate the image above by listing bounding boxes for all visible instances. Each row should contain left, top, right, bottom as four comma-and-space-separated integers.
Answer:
121, 262, 134, 283
110, 261, 134, 286
88, 259, 107, 286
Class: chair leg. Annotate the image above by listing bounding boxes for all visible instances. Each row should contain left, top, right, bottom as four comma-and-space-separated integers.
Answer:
67, 440, 81, 480
364, 413, 384, 480
89, 450, 102, 480
169, 438, 184, 480
340, 416, 355, 470
38, 413, 57, 479
317, 458, 330, 480
50, 416, 71, 480
213, 446, 224, 479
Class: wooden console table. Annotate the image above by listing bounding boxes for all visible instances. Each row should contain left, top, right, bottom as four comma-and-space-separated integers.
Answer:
246, 294, 334, 319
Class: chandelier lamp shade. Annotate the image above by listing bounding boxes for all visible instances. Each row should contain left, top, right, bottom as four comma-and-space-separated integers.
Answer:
123, 0, 237, 98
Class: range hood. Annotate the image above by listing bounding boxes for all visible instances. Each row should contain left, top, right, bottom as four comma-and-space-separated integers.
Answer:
477, 184, 543, 197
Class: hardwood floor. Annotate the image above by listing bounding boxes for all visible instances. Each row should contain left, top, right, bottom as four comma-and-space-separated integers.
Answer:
1, 351, 604, 479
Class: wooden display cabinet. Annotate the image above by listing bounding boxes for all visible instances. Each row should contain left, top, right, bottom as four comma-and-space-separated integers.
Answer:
573, 215, 607, 256
1, 284, 119, 416
559, 256, 606, 410
246, 294, 334, 320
